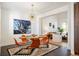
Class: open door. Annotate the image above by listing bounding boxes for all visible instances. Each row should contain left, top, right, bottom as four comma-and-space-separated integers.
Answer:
74, 2, 79, 55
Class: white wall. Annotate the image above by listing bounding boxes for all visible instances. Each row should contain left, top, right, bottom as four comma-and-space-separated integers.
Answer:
38, 5, 68, 35
0, 6, 1, 47
40, 11, 68, 35
1, 8, 38, 46
67, 3, 74, 55
41, 15, 57, 34
56, 13, 68, 33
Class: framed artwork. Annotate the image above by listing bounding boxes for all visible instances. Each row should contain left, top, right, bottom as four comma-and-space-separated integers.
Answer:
49, 23, 52, 27
52, 25, 55, 28
13, 19, 31, 34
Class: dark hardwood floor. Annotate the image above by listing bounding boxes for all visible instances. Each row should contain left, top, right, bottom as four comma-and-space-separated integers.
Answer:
0, 44, 71, 56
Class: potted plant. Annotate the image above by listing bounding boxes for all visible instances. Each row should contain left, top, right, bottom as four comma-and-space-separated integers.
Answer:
58, 27, 64, 35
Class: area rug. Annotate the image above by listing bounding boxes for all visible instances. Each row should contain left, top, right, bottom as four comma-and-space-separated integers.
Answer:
8, 44, 59, 56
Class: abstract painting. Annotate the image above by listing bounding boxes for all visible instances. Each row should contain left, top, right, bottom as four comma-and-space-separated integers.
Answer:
13, 19, 31, 34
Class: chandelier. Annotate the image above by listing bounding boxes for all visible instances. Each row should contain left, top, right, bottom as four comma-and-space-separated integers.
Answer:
29, 4, 35, 20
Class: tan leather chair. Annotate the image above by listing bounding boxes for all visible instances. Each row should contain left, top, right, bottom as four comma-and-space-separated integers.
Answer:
29, 37, 40, 48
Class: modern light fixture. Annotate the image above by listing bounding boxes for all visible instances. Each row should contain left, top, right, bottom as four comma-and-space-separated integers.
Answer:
29, 4, 35, 20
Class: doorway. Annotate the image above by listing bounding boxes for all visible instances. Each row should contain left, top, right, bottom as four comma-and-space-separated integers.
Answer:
41, 11, 68, 48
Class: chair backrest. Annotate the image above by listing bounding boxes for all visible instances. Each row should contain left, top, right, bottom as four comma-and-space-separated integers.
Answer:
14, 38, 19, 45
21, 35, 27, 42
30, 37, 40, 48
21, 35, 28, 43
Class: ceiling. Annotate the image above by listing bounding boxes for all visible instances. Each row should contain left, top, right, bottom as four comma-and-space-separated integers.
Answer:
0, 2, 69, 15
54, 12, 67, 19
